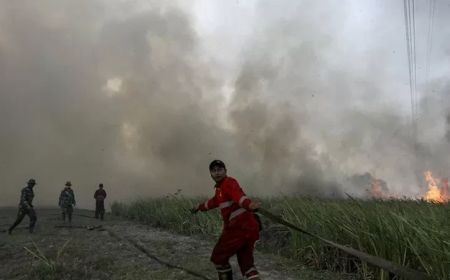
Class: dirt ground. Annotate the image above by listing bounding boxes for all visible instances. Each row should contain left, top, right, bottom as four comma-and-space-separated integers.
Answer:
0, 207, 357, 280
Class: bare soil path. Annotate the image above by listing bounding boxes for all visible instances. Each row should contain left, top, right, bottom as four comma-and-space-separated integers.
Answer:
0, 208, 356, 280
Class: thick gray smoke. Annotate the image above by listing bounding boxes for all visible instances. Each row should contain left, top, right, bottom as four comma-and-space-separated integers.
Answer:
226, 0, 450, 198
446, 114, 450, 142
0, 0, 449, 208
0, 0, 226, 207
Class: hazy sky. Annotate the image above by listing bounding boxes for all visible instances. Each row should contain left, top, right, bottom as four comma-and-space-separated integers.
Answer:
0, 0, 449, 209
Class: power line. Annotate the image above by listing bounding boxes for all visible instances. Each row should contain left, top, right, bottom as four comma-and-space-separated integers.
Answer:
425, 0, 436, 94
403, 0, 417, 134
411, 0, 418, 118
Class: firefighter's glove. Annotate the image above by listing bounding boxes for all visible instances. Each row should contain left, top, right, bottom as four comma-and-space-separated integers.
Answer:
190, 206, 199, 214
248, 201, 261, 211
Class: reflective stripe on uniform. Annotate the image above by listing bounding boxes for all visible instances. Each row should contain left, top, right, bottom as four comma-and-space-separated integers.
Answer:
245, 267, 257, 275
215, 264, 231, 268
204, 201, 209, 210
215, 264, 232, 272
216, 268, 232, 273
219, 201, 233, 209
239, 195, 249, 207
229, 208, 246, 220
247, 274, 260, 279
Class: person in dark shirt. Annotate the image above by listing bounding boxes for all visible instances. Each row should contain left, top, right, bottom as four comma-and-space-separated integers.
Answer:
9, 178, 37, 234
94, 183, 107, 220
59, 181, 76, 223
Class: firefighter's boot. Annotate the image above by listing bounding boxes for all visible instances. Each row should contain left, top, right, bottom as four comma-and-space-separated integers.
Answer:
217, 271, 233, 280
245, 267, 260, 280
216, 265, 233, 280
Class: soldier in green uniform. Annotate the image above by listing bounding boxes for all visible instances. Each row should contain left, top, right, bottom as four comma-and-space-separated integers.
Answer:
59, 181, 76, 223
8, 178, 37, 234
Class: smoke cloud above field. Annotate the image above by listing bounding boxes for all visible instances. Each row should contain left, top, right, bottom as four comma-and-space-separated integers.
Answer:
0, 0, 449, 208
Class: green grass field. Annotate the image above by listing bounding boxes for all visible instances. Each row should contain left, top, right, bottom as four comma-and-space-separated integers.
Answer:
111, 196, 450, 280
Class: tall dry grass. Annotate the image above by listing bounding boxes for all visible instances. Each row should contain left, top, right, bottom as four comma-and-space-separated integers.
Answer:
112, 195, 449, 280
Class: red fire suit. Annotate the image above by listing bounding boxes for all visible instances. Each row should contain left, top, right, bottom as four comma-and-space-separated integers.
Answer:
197, 176, 260, 279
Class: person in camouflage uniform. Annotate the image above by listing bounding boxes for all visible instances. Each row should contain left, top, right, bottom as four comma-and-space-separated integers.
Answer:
8, 178, 38, 234
59, 181, 76, 223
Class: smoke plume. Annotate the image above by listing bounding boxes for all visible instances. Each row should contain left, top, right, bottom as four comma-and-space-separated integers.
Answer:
1, 0, 449, 208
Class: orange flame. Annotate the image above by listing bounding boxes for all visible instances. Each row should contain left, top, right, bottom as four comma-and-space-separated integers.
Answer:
423, 171, 449, 203
370, 178, 384, 198
442, 178, 449, 198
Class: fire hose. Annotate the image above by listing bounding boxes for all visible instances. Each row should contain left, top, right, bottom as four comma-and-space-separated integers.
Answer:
256, 208, 434, 280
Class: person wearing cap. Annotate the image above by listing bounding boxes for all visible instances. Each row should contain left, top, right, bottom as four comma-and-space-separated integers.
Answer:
8, 178, 38, 234
191, 160, 262, 280
94, 183, 107, 220
59, 181, 76, 223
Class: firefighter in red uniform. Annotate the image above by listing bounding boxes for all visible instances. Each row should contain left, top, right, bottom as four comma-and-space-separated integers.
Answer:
191, 160, 261, 280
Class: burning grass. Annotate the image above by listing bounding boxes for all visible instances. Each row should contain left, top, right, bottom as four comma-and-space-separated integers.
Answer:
112, 196, 449, 280
424, 171, 449, 203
